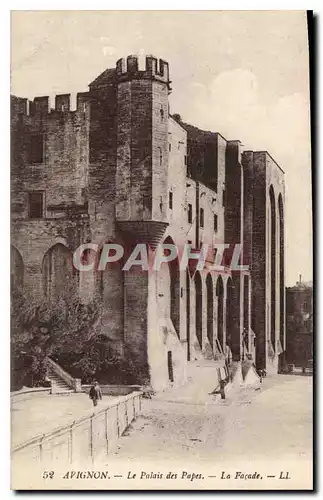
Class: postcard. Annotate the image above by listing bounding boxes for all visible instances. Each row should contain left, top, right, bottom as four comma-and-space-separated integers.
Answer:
11, 10, 313, 490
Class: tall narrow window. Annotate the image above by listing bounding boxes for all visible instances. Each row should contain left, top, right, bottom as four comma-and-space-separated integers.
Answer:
169, 191, 173, 210
188, 203, 193, 223
29, 134, 43, 164
159, 147, 163, 166
143, 194, 151, 212
29, 192, 44, 219
200, 207, 204, 228
214, 214, 218, 233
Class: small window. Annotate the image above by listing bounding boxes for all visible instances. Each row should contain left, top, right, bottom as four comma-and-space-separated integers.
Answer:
200, 208, 204, 228
160, 107, 164, 121
143, 194, 151, 211
188, 203, 193, 224
169, 191, 173, 210
214, 214, 218, 233
169, 143, 172, 152
159, 147, 163, 166
29, 134, 43, 164
184, 155, 187, 165
29, 192, 43, 219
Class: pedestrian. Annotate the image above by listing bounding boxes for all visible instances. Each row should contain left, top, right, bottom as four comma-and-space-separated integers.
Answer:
219, 379, 226, 400
89, 380, 102, 407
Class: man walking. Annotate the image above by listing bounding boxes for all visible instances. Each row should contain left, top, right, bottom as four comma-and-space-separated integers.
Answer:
89, 380, 102, 407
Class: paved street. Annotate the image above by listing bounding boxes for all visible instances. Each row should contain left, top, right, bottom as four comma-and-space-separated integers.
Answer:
11, 374, 313, 489
110, 374, 312, 464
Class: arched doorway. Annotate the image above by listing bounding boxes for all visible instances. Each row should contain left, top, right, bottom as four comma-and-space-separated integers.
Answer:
226, 277, 234, 350
186, 269, 191, 360
42, 243, 76, 302
243, 275, 250, 358
278, 194, 285, 351
206, 274, 213, 350
269, 186, 276, 353
194, 271, 202, 348
216, 275, 224, 351
163, 236, 180, 337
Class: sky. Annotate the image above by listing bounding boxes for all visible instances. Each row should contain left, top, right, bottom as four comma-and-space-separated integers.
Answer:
11, 10, 312, 286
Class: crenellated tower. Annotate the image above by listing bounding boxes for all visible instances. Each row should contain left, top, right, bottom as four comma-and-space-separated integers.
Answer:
115, 55, 171, 248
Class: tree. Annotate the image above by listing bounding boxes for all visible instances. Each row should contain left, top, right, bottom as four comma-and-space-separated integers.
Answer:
11, 285, 102, 390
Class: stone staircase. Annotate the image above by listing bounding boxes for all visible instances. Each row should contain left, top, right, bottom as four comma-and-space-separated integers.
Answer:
46, 358, 82, 394
47, 367, 74, 394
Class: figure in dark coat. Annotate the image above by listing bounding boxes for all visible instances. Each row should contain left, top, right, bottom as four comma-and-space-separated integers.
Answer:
89, 381, 102, 407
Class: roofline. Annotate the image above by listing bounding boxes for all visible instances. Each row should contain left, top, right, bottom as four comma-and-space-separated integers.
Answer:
177, 119, 229, 143
168, 115, 188, 133
253, 150, 285, 174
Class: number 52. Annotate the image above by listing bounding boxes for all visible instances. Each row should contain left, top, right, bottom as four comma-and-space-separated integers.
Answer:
42, 471, 54, 479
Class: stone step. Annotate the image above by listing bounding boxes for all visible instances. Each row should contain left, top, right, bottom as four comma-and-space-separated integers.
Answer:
51, 382, 71, 388
47, 370, 73, 391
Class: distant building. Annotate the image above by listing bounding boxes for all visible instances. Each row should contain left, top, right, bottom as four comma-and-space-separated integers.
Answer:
286, 277, 313, 367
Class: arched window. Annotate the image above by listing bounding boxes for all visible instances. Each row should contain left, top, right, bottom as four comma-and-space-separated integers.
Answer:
11, 246, 24, 292
226, 278, 234, 349
206, 274, 214, 349
42, 243, 77, 302
216, 275, 224, 350
186, 269, 191, 360
158, 237, 180, 338
195, 271, 202, 348
278, 194, 285, 352
269, 186, 276, 352
160, 107, 164, 121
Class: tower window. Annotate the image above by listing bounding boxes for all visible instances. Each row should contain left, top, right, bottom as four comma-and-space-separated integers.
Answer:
29, 134, 44, 164
159, 147, 163, 166
143, 194, 151, 211
160, 107, 164, 121
214, 214, 218, 233
188, 203, 193, 224
169, 191, 173, 210
29, 192, 44, 219
184, 155, 187, 165
200, 208, 204, 228
169, 143, 171, 152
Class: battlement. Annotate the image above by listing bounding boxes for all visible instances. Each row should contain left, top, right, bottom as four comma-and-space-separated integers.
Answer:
116, 55, 171, 88
11, 92, 90, 117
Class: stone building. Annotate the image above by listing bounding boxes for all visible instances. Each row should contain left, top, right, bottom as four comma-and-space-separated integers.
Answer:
286, 278, 313, 368
11, 55, 286, 390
